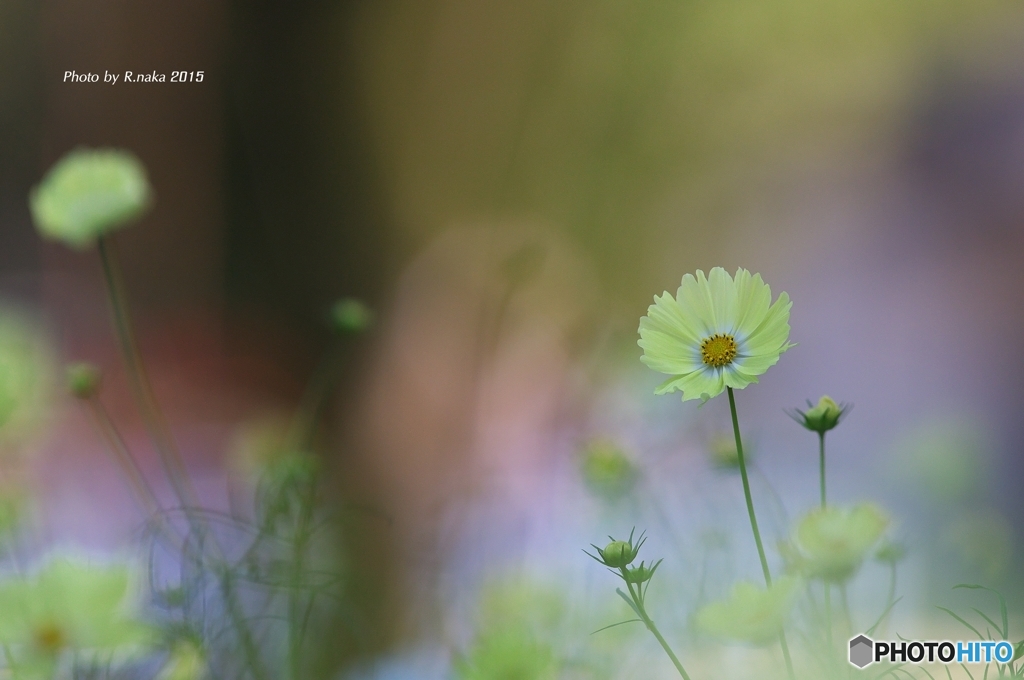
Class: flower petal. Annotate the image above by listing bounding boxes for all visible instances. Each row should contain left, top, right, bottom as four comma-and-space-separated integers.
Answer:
674, 367, 725, 402
743, 292, 793, 358
722, 364, 759, 390
732, 269, 773, 340
675, 270, 719, 336
706, 267, 737, 332
731, 351, 784, 378
638, 292, 703, 374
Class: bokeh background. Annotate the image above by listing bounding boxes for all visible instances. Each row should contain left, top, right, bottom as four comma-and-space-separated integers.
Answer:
2, 1, 1024, 677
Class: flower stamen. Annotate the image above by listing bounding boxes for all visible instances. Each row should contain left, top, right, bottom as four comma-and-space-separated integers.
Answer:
33, 622, 66, 653
700, 334, 737, 368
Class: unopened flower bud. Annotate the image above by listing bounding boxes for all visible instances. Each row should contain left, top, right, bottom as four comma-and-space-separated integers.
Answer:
66, 362, 102, 399
600, 541, 634, 568
623, 559, 663, 584
874, 541, 906, 565
586, 528, 646, 569
330, 298, 373, 334
787, 395, 850, 434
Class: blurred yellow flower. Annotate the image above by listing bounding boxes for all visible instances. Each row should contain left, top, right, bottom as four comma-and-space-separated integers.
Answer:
790, 504, 889, 582
226, 412, 293, 480
30, 148, 152, 249
694, 577, 800, 645
157, 639, 208, 680
0, 556, 152, 677
455, 629, 557, 680
639, 268, 793, 402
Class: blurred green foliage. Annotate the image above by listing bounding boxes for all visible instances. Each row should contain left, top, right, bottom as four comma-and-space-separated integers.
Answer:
356, 0, 1020, 297
0, 308, 55, 452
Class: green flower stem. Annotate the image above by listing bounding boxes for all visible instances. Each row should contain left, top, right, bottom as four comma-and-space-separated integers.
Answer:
727, 387, 796, 680
83, 394, 184, 548
824, 584, 833, 652
727, 388, 770, 584
279, 335, 351, 677
819, 432, 827, 508
819, 430, 834, 656
219, 567, 271, 680
289, 340, 348, 451
885, 562, 896, 633
96, 236, 197, 511
841, 585, 854, 638
97, 236, 269, 680
289, 480, 318, 680
623, 576, 692, 680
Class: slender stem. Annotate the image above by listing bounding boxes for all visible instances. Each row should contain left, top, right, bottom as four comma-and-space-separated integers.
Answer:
289, 480, 318, 680
288, 340, 347, 451
83, 395, 184, 548
96, 236, 197, 509
778, 630, 796, 680
886, 562, 897, 625
840, 585, 854, 638
825, 583, 834, 652
220, 568, 270, 680
623, 576, 692, 680
727, 387, 795, 680
96, 236, 269, 680
819, 432, 827, 508
85, 395, 159, 514
727, 387, 771, 585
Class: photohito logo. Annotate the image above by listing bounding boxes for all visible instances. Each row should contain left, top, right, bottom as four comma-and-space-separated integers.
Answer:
849, 635, 1014, 668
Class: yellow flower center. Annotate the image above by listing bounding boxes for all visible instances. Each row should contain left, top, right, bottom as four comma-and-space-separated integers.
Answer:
33, 622, 66, 653
701, 334, 737, 368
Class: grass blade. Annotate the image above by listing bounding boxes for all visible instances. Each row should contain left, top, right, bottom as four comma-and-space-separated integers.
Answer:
868, 597, 904, 636
937, 606, 984, 640
954, 585, 1009, 639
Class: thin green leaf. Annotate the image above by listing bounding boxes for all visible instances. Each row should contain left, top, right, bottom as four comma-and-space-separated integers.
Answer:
868, 596, 904, 635
954, 584, 1009, 639
962, 663, 976, 680
616, 588, 642, 619
591, 618, 643, 635
937, 606, 984, 639
917, 665, 937, 680
876, 664, 907, 680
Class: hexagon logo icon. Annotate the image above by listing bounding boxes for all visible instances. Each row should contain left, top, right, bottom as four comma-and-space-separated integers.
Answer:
849, 635, 874, 668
